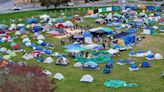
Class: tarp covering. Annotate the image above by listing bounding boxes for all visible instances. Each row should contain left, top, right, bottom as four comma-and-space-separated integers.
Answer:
112, 6, 121, 11
104, 79, 138, 88
74, 51, 110, 63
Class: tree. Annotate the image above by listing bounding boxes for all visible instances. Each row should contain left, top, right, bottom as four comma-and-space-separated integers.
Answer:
0, 64, 56, 92
39, 0, 70, 7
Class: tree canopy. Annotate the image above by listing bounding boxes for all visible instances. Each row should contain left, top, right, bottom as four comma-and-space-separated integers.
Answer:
39, 0, 70, 7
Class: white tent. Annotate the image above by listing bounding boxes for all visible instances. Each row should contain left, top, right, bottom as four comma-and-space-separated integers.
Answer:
42, 70, 52, 76
40, 14, 50, 21
53, 73, 64, 80
22, 53, 34, 60
37, 35, 45, 40
37, 40, 44, 44
80, 74, 94, 83
15, 31, 21, 36
74, 62, 83, 68
0, 47, 7, 52
9, 24, 17, 30
24, 41, 32, 47
142, 29, 151, 35
155, 53, 163, 60
64, 21, 74, 27
22, 38, 30, 43
44, 57, 54, 63
56, 57, 69, 65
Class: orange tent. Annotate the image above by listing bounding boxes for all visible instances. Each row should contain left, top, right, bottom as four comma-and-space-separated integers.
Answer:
87, 10, 94, 15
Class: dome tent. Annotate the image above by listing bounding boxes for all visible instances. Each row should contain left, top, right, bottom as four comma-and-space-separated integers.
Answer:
80, 74, 94, 83
83, 61, 99, 70
162, 71, 164, 78
102, 66, 111, 74
26, 18, 38, 24
117, 59, 126, 65
0, 24, 8, 31
154, 53, 163, 60
146, 54, 155, 60
74, 62, 83, 68
140, 61, 150, 67
125, 58, 135, 64
53, 73, 64, 80
3, 55, 11, 60
105, 60, 113, 68
42, 70, 52, 76
37, 35, 45, 40
129, 64, 139, 71
56, 56, 69, 66
44, 57, 54, 63
129, 51, 136, 56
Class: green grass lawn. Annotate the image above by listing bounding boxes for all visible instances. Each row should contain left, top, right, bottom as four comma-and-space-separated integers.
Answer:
0, 8, 164, 92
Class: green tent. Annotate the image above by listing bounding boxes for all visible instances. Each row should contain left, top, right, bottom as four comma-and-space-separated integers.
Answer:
102, 27, 113, 32
3, 55, 11, 60
113, 13, 121, 18
9, 51, 17, 57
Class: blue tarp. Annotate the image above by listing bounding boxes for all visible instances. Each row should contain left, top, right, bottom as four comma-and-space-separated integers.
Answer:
63, 44, 81, 49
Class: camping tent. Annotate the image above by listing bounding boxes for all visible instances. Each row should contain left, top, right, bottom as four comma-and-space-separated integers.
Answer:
53, 73, 64, 80
83, 61, 99, 69
44, 57, 54, 63
56, 57, 69, 65
80, 74, 94, 83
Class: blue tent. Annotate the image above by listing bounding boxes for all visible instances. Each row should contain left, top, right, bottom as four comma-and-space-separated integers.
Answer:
129, 51, 136, 56
129, 64, 138, 69
147, 6, 154, 12
0, 24, 7, 30
43, 49, 52, 55
121, 35, 136, 45
127, 29, 137, 34
36, 56, 45, 62
102, 67, 111, 74
57, 18, 64, 23
83, 32, 91, 37
106, 60, 113, 68
141, 61, 150, 67
26, 18, 38, 24
32, 26, 43, 33
125, 5, 138, 10
41, 42, 47, 46
35, 46, 43, 51
19, 28, 26, 34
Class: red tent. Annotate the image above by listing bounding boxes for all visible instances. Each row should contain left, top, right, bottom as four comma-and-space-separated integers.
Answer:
13, 44, 20, 50
32, 50, 41, 56
54, 23, 65, 29
160, 18, 164, 22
